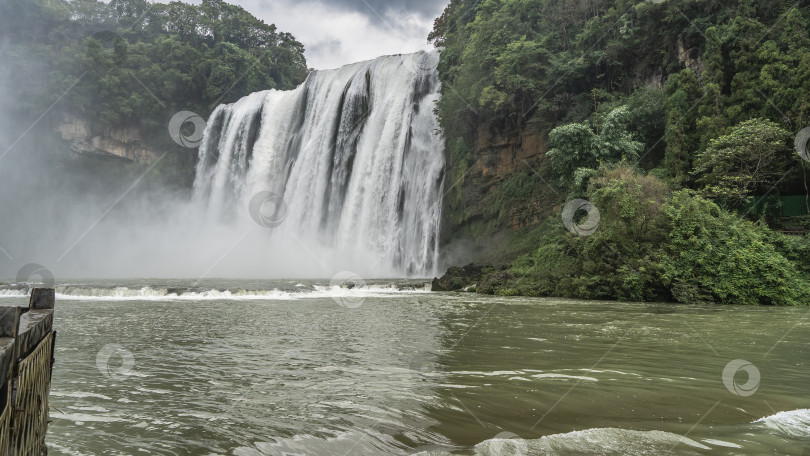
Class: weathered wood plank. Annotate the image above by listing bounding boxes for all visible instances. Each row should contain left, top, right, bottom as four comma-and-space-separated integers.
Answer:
28, 288, 54, 310
0, 307, 20, 394
17, 310, 53, 361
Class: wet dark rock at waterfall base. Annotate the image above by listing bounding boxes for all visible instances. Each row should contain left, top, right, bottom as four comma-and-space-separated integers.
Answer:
475, 270, 516, 295
431, 264, 510, 292
395, 281, 431, 291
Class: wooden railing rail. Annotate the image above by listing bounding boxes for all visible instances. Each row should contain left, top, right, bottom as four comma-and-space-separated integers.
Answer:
0, 288, 56, 456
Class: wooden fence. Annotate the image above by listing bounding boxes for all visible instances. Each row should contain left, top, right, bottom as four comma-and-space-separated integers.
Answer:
0, 288, 56, 456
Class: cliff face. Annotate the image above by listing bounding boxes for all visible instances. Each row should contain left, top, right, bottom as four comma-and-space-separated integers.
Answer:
474, 126, 545, 188
470, 124, 549, 228
440, 122, 556, 267
438, 45, 707, 271
53, 115, 161, 163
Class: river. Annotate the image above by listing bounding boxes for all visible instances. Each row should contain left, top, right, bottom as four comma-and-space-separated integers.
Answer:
1, 279, 807, 455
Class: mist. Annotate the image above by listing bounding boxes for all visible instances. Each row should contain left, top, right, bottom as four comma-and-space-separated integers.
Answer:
0, 149, 403, 281
0, 0, 450, 283
0, 51, 444, 282
0, 120, 403, 281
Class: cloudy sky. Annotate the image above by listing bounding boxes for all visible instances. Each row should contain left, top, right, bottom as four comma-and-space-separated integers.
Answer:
217, 0, 449, 70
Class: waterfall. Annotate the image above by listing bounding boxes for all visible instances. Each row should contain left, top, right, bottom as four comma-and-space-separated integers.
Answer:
193, 51, 445, 277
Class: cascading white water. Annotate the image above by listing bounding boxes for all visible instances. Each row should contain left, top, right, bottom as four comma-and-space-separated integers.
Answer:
193, 51, 445, 277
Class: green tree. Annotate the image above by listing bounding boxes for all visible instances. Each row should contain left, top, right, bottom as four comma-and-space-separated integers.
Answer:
585, 166, 670, 301
505, 166, 670, 301
546, 106, 642, 187
692, 118, 795, 208
0, 0, 308, 135
663, 69, 702, 182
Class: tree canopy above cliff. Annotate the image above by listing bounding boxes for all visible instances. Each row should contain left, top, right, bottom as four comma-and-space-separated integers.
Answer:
431, 0, 809, 135
0, 0, 308, 133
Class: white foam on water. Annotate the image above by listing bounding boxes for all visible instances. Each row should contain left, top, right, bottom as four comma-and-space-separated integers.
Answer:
475, 428, 711, 455
51, 391, 112, 400
50, 411, 127, 424
531, 373, 598, 381
0, 289, 27, 298
452, 371, 524, 377
135, 387, 171, 395
67, 405, 109, 413
233, 430, 391, 456
579, 368, 641, 376
753, 408, 810, 439
8, 284, 432, 301
46, 442, 95, 456
701, 438, 742, 448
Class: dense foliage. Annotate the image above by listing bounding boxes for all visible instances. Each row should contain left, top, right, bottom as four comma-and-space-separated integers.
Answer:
431, 0, 810, 305
659, 190, 809, 306
546, 106, 642, 188
0, 0, 307, 136
488, 166, 810, 305
692, 118, 797, 207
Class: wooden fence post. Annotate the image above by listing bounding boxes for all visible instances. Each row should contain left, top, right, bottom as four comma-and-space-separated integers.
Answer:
7, 287, 56, 456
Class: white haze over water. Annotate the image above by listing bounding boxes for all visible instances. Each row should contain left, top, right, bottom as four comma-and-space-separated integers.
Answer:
0, 52, 444, 281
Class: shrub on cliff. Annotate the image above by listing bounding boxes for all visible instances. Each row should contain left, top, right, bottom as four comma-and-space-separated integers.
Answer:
581, 165, 671, 301
475, 270, 516, 295
546, 107, 643, 188
659, 191, 810, 305
506, 166, 671, 301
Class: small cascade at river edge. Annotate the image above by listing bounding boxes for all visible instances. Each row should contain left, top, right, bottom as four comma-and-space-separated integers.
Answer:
193, 51, 445, 277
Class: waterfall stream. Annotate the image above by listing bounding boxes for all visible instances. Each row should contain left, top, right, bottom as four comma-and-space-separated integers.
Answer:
193, 51, 445, 277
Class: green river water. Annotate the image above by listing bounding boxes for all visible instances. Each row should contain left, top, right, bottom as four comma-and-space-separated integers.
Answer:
0, 279, 807, 455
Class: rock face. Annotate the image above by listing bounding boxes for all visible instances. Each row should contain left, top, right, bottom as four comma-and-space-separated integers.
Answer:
474, 125, 546, 181
439, 122, 553, 267
474, 126, 551, 230
53, 115, 161, 162
475, 270, 515, 295
431, 264, 512, 293
431, 264, 489, 291
677, 37, 705, 75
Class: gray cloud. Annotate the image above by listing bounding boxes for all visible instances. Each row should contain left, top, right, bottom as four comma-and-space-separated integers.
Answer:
321, 0, 445, 20
222, 0, 447, 69
308, 38, 343, 57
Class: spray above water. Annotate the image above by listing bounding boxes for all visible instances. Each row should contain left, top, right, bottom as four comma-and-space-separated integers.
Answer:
0, 52, 444, 280
194, 51, 445, 277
